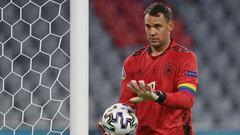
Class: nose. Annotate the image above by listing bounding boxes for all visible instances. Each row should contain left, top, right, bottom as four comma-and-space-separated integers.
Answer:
149, 28, 157, 37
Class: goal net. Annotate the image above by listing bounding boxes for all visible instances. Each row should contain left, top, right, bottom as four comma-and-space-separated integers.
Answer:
0, 0, 70, 134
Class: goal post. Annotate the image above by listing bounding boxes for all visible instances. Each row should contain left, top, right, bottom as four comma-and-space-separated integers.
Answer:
71, 0, 89, 135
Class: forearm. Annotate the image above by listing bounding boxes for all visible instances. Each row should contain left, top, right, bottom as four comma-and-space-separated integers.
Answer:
163, 91, 195, 109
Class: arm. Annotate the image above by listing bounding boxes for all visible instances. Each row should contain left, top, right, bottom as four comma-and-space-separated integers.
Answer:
164, 52, 198, 109
118, 57, 137, 108
127, 52, 198, 110
164, 89, 195, 109
127, 80, 196, 110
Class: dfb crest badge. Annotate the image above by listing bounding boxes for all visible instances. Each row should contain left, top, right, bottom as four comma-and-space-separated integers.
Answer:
164, 63, 175, 76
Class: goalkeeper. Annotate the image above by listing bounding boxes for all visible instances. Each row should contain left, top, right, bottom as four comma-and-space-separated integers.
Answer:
118, 3, 198, 135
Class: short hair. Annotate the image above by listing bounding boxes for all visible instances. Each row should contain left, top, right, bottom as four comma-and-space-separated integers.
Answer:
144, 3, 173, 22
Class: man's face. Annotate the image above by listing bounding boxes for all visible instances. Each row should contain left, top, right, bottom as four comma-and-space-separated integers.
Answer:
144, 13, 174, 49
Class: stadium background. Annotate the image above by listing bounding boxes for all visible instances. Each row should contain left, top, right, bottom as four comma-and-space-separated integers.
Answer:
0, 0, 70, 134
89, 0, 240, 135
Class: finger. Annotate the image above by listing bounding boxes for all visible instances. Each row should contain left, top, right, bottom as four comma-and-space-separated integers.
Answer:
139, 80, 147, 92
130, 97, 144, 103
130, 80, 142, 93
147, 84, 152, 92
97, 122, 106, 133
147, 81, 155, 92
98, 122, 103, 126
127, 84, 140, 95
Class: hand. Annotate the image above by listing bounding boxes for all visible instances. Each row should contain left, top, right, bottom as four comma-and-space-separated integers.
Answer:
97, 122, 110, 135
127, 80, 159, 103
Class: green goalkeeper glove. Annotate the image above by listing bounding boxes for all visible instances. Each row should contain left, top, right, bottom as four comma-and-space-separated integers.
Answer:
127, 80, 166, 103
97, 122, 110, 135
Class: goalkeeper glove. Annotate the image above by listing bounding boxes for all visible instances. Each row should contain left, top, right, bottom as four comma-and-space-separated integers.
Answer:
127, 80, 166, 104
97, 122, 110, 135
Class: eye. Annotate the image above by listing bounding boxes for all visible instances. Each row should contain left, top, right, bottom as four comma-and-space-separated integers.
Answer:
153, 24, 161, 29
145, 24, 151, 30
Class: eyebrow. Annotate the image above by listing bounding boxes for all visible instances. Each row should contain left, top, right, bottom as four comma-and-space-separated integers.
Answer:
145, 23, 163, 27
153, 24, 162, 27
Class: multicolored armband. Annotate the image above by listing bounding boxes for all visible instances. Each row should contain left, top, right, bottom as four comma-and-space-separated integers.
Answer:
178, 83, 197, 96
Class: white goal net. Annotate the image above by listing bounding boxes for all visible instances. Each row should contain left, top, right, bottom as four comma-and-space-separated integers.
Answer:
0, 0, 70, 134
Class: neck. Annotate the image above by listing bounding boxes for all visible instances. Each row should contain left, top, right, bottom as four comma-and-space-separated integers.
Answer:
151, 39, 171, 56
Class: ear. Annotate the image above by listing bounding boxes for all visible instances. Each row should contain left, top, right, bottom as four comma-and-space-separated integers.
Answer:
168, 20, 174, 31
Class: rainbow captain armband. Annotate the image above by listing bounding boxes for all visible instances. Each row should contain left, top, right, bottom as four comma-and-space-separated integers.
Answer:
178, 83, 197, 96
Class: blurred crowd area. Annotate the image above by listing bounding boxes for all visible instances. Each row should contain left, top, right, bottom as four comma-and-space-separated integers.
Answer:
0, 0, 70, 134
89, 0, 240, 134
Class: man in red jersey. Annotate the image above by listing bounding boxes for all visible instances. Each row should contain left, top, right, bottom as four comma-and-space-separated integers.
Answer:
119, 3, 198, 135
99, 3, 198, 135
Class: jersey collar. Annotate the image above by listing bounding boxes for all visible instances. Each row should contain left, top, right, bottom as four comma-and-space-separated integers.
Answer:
147, 39, 176, 58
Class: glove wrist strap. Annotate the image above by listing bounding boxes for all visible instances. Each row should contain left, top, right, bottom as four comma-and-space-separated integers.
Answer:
155, 91, 166, 104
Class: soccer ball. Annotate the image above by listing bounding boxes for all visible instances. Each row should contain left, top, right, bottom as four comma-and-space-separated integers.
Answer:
101, 103, 138, 135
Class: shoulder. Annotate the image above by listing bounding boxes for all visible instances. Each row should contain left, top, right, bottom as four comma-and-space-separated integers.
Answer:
171, 44, 191, 53
123, 47, 147, 66
125, 47, 146, 60
171, 44, 196, 55
170, 44, 197, 61
131, 47, 146, 56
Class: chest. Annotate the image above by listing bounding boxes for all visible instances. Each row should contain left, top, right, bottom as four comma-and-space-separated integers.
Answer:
132, 55, 178, 92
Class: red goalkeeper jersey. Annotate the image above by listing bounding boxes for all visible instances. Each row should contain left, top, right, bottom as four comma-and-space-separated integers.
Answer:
119, 39, 198, 135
